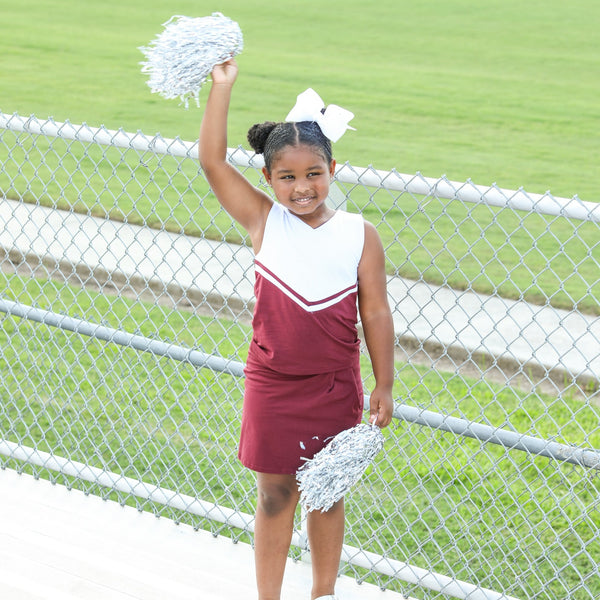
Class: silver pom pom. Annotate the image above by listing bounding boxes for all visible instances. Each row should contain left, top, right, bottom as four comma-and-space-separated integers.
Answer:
139, 13, 243, 108
296, 423, 384, 513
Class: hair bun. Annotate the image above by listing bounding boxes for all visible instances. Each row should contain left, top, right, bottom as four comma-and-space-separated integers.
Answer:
247, 121, 279, 154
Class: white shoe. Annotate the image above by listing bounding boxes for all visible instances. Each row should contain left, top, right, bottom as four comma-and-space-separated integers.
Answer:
314, 596, 338, 600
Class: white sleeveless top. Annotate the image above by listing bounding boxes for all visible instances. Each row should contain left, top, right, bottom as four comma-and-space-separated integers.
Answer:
248, 202, 365, 375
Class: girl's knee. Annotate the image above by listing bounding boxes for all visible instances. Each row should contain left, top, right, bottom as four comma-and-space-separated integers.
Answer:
257, 475, 298, 517
307, 499, 344, 527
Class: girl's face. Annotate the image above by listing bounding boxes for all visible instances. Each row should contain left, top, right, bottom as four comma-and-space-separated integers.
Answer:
263, 144, 336, 227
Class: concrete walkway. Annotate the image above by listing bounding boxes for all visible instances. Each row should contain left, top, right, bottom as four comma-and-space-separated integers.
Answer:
1, 198, 598, 393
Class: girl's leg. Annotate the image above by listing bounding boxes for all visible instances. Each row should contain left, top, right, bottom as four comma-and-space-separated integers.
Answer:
254, 472, 300, 600
307, 498, 345, 600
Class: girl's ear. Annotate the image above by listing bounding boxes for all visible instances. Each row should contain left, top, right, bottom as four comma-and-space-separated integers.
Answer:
329, 159, 336, 179
262, 166, 272, 185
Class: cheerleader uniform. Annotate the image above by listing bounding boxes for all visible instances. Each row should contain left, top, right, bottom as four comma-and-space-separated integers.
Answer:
239, 201, 366, 474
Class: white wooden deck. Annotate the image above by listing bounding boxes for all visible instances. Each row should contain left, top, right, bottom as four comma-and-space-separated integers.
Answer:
0, 468, 407, 599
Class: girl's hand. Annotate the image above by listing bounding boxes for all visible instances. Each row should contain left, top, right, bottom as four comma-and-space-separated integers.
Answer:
211, 58, 238, 86
368, 386, 394, 428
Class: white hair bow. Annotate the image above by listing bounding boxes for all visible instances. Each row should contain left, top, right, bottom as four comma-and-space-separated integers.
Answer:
285, 88, 355, 143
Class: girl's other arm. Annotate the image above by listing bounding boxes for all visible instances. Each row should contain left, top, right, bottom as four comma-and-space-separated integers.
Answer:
358, 221, 395, 428
198, 60, 271, 247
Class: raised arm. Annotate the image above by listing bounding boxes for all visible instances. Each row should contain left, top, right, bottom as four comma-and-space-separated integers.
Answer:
198, 60, 272, 248
357, 221, 395, 428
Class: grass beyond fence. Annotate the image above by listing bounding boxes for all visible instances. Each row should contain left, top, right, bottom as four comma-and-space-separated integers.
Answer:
1, 0, 598, 202
1, 272, 599, 599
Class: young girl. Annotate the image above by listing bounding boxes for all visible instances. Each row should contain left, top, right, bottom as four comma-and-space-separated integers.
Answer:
198, 59, 394, 600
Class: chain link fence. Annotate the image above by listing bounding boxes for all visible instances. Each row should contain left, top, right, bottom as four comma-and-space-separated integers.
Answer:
1, 111, 599, 600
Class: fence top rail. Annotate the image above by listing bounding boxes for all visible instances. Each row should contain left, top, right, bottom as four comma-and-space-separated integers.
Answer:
1, 110, 597, 222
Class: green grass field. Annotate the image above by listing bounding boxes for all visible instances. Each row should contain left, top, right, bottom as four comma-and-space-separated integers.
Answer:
1, 0, 598, 201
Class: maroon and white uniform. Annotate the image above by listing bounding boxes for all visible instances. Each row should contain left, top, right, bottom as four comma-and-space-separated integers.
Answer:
239, 201, 366, 474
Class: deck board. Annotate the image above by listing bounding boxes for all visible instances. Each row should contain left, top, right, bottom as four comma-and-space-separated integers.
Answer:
0, 468, 407, 600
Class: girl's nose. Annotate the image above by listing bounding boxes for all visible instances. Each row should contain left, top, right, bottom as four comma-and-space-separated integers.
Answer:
295, 179, 310, 192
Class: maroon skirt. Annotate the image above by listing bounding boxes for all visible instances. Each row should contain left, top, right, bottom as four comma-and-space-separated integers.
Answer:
238, 361, 364, 474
